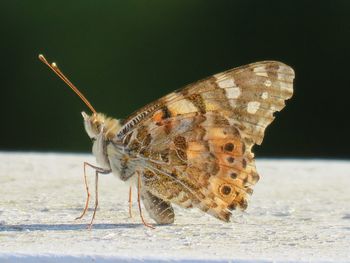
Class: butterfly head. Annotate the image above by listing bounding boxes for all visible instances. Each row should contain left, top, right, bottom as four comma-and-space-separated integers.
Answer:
82, 111, 122, 140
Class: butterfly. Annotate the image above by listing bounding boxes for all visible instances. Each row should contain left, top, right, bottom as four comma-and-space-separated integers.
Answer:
39, 55, 294, 227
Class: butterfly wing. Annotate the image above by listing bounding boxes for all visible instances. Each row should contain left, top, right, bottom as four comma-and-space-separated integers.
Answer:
119, 61, 294, 222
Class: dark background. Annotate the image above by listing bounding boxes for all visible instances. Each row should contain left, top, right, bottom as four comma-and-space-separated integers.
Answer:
1, 1, 349, 158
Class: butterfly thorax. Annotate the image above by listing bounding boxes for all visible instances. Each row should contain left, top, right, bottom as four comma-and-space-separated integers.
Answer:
82, 111, 141, 182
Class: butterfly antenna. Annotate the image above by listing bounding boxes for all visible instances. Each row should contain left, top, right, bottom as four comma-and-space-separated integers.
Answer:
38, 54, 97, 114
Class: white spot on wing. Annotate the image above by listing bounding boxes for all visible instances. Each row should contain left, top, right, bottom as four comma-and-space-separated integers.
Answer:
214, 73, 227, 81
217, 78, 235, 89
255, 72, 268, 77
261, 92, 268, 100
168, 99, 198, 114
226, 87, 241, 99
247, 101, 260, 114
254, 66, 266, 71
264, 80, 272, 87
253, 66, 268, 77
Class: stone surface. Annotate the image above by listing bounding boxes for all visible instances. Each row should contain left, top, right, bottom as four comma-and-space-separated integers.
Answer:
0, 152, 349, 262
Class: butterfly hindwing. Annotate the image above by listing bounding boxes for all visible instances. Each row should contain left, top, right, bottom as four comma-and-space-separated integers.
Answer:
133, 112, 258, 221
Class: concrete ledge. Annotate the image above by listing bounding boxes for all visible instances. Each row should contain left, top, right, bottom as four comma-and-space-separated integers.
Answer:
0, 152, 349, 262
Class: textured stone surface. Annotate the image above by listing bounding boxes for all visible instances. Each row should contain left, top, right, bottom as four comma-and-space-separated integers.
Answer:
0, 152, 349, 262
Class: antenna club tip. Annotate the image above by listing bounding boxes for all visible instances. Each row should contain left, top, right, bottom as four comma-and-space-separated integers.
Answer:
38, 54, 46, 62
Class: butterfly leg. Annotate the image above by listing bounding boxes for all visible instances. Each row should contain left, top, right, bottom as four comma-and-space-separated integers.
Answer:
75, 162, 110, 229
87, 170, 99, 230
137, 172, 155, 229
128, 186, 133, 218
75, 162, 92, 220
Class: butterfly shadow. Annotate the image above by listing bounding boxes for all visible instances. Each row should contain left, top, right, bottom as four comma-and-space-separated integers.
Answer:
0, 222, 141, 232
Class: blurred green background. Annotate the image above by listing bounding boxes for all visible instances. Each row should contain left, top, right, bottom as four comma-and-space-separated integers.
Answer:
1, 1, 349, 158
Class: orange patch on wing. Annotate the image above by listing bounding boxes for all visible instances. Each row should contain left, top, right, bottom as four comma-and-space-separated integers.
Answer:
152, 111, 164, 123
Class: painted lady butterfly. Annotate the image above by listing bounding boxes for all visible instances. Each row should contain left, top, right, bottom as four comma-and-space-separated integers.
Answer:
39, 55, 294, 227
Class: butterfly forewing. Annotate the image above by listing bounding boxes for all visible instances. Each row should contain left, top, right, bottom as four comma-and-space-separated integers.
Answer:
118, 61, 294, 222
